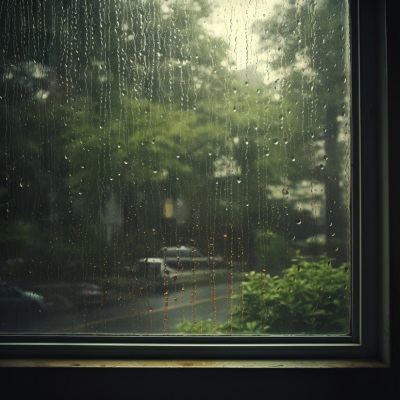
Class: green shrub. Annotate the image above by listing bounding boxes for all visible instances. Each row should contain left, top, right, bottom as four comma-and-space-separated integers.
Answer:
255, 230, 294, 276
177, 253, 350, 335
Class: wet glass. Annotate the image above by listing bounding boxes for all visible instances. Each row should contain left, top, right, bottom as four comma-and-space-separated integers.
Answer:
0, 0, 351, 336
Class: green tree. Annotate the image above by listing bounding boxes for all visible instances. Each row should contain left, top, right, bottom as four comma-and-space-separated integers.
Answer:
252, 0, 351, 263
0, 0, 256, 279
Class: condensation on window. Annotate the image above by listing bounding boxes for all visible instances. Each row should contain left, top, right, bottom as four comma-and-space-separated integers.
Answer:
0, 0, 351, 336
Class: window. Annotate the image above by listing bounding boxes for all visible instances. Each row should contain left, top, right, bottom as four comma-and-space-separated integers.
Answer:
0, 0, 389, 364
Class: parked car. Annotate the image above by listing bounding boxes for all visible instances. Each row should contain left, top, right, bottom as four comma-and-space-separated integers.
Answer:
33, 282, 104, 310
133, 256, 213, 292
157, 245, 223, 270
0, 282, 48, 329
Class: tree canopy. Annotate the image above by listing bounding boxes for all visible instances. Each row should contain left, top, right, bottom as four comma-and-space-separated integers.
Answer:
1, 0, 351, 282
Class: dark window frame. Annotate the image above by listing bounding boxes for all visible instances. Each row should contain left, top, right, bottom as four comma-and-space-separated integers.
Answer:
0, 0, 390, 366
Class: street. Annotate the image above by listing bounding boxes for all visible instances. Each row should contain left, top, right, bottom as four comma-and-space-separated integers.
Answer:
4, 270, 243, 335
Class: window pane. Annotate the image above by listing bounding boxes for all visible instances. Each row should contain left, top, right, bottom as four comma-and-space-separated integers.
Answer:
0, 0, 351, 336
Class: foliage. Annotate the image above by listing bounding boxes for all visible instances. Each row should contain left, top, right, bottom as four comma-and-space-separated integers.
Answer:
254, 230, 294, 276
252, 0, 351, 261
177, 253, 350, 335
0, 0, 351, 283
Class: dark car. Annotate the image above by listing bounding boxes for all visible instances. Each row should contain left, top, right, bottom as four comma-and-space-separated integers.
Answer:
0, 282, 48, 329
33, 282, 104, 310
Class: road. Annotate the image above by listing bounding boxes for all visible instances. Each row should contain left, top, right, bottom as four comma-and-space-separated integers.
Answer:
6, 270, 243, 335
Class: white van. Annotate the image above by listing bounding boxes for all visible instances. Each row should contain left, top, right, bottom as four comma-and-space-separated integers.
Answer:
134, 258, 178, 290
134, 257, 211, 291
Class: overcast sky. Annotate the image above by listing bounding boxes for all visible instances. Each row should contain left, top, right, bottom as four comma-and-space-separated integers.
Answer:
203, 0, 279, 80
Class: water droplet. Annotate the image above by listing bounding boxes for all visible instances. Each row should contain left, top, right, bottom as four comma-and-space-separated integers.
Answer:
273, 138, 279, 145
282, 188, 289, 195
324, 154, 328, 160
153, 169, 158, 174
283, 138, 288, 144
319, 164, 324, 170
279, 114, 284, 121
233, 106, 237, 112
236, 177, 242, 184
295, 218, 302, 225
245, 81, 249, 87
341, 75, 347, 83
245, 138, 249, 145
291, 156, 296, 162
288, 233, 295, 241
176, 155, 180, 159
265, 150, 270, 157
233, 87, 237, 93
124, 160, 128, 165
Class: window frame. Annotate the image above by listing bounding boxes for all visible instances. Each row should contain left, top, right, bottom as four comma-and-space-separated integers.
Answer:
0, 0, 390, 365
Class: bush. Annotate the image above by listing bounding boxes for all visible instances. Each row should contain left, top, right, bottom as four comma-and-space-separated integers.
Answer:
177, 253, 350, 335
254, 230, 294, 276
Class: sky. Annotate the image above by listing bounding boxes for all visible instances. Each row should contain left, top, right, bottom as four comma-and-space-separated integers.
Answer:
203, 0, 279, 78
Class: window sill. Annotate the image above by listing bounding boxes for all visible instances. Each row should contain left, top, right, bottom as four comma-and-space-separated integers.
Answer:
0, 358, 388, 368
